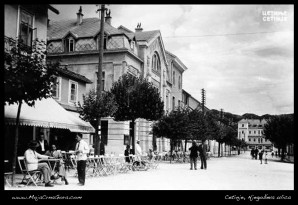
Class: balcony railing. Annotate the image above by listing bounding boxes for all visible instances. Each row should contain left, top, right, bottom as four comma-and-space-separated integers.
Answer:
4, 36, 34, 54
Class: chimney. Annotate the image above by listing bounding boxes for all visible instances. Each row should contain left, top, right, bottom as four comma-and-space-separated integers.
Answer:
76, 6, 84, 25
105, 9, 112, 25
135, 22, 143, 32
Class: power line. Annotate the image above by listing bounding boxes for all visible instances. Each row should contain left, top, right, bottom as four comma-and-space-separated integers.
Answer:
164, 31, 284, 38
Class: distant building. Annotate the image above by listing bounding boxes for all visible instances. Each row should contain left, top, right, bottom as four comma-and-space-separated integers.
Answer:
238, 119, 273, 150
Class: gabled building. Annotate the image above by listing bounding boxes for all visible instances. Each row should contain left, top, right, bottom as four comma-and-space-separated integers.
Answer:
47, 7, 177, 154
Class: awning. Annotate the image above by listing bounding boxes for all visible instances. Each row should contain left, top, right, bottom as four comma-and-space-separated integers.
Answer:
5, 98, 95, 133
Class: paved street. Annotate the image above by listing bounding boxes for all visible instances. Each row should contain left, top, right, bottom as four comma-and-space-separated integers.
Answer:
5, 152, 293, 190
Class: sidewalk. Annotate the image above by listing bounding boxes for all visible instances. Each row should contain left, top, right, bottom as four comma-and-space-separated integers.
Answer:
5, 152, 294, 190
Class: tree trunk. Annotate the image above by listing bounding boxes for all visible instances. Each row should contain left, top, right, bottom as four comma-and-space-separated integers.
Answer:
184, 139, 187, 152
170, 139, 174, 164
12, 101, 22, 186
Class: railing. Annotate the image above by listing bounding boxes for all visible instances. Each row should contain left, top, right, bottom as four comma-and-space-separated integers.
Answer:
4, 36, 33, 54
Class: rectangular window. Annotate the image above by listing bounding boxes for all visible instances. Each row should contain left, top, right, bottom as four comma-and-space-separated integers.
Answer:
101, 120, 108, 145
254, 138, 255, 142
69, 39, 74, 52
254, 131, 256, 134
178, 100, 180, 108
19, 10, 34, 47
242, 124, 244, 127
69, 80, 78, 103
249, 138, 251, 141
249, 131, 251, 134
242, 131, 244, 134
52, 77, 61, 100
166, 95, 169, 112
124, 134, 130, 145
258, 130, 260, 135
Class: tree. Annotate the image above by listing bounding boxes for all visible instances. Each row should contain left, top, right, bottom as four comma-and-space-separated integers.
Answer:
152, 106, 191, 156
110, 73, 164, 152
77, 89, 117, 155
264, 114, 294, 161
4, 39, 59, 186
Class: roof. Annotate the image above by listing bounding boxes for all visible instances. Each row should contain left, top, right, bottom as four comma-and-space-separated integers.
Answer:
55, 67, 92, 84
47, 18, 123, 41
166, 50, 188, 72
238, 119, 267, 125
118, 25, 134, 33
134, 30, 160, 42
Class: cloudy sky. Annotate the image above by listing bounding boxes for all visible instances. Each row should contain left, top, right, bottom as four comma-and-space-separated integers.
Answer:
49, 4, 294, 116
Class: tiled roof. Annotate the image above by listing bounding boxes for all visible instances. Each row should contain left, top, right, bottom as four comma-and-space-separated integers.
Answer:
55, 67, 92, 84
134, 30, 160, 42
47, 18, 123, 40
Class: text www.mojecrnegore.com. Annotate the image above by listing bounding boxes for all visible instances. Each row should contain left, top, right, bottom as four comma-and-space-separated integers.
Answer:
12, 195, 82, 201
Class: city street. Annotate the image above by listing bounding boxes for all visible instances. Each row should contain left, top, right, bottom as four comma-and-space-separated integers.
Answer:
5, 152, 293, 190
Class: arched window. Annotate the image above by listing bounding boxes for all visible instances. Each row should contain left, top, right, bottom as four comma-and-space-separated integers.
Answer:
151, 52, 161, 74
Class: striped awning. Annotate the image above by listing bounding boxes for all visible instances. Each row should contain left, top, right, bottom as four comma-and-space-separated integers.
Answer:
5, 97, 95, 133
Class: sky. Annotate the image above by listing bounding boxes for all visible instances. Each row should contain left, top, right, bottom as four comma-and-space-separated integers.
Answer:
49, 4, 294, 116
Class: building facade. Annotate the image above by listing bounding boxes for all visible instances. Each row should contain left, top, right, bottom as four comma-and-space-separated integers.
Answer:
238, 119, 273, 150
4, 5, 94, 166
46, 7, 191, 154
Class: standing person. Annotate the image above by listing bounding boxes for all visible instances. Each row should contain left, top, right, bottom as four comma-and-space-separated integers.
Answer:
36, 133, 49, 155
250, 148, 255, 159
24, 140, 55, 187
188, 141, 199, 170
264, 151, 268, 164
259, 150, 264, 164
199, 139, 208, 170
49, 144, 69, 185
135, 139, 142, 160
124, 145, 132, 163
75, 134, 89, 186
255, 148, 259, 160
271, 150, 274, 158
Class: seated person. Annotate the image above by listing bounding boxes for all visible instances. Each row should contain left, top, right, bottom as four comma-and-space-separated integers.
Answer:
49, 144, 69, 185
24, 140, 55, 187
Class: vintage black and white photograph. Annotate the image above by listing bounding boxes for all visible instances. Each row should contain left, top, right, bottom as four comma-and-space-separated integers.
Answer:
4, 4, 294, 198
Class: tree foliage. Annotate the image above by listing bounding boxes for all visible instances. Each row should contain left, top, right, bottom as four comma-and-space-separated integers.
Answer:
77, 89, 118, 127
4, 39, 58, 106
264, 114, 294, 151
110, 73, 164, 122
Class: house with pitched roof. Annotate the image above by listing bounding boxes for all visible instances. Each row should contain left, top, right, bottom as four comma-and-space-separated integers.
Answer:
47, 6, 181, 154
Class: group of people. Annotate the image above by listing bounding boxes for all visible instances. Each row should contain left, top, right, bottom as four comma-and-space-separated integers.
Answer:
188, 139, 208, 170
24, 133, 89, 187
250, 147, 268, 164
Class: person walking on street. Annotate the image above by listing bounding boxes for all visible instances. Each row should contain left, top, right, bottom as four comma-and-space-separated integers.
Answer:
199, 139, 208, 170
259, 150, 264, 164
75, 134, 89, 186
188, 141, 199, 170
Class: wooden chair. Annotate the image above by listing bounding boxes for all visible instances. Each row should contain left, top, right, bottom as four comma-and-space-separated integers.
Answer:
4, 160, 13, 187
17, 156, 42, 186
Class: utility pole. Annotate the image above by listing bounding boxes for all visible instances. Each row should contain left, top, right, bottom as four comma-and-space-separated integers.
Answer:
94, 4, 107, 155
201, 88, 206, 115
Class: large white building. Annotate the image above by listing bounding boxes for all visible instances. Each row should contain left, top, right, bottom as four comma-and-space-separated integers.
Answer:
238, 119, 273, 150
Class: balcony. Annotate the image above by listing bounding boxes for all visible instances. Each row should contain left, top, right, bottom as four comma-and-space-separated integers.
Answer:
4, 36, 33, 54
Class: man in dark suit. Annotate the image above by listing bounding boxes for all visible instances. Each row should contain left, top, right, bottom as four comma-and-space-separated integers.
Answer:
36, 133, 49, 155
199, 139, 208, 170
